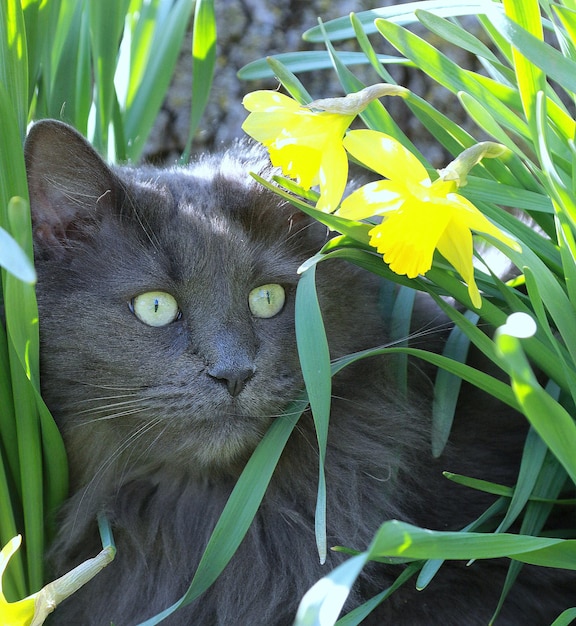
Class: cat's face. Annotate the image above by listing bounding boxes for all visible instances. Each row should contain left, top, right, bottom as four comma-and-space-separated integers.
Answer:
25, 121, 381, 484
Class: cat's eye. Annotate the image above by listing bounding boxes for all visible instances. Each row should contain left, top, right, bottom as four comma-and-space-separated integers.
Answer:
248, 284, 285, 319
130, 291, 181, 327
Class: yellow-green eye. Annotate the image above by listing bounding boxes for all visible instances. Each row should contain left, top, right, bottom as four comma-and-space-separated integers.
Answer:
248, 284, 285, 319
130, 291, 181, 327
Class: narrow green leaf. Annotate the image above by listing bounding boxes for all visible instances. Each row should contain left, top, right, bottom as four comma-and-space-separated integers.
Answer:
303, 1, 500, 42
495, 428, 548, 533
182, 0, 217, 161
551, 607, 576, 626
0, 450, 26, 601
48, 2, 91, 133
431, 311, 477, 457
458, 91, 527, 157
349, 12, 398, 84
0, 221, 35, 284
296, 266, 331, 563
368, 520, 569, 563
462, 178, 552, 213
489, 11, 576, 97
502, 0, 546, 144
375, 18, 531, 142
333, 564, 420, 626
239, 51, 406, 81
295, 553, 368, 626
89, 0, 131, 153
0, 0, 28, 137
388, 285, 415, 395
264, 57, 313, 104
416, 9, 502, 64
495, 332, 576, 486
329, 341, 519, 413
123, 0, 195, 161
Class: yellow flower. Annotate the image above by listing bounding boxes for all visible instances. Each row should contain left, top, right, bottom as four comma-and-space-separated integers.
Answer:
242, 90, 353, 212
1, 536, 36, 625
242, 85, 408, 212
338, 130, 519, 308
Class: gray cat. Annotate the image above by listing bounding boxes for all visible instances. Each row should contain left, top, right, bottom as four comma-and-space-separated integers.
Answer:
25, 120, 573, 625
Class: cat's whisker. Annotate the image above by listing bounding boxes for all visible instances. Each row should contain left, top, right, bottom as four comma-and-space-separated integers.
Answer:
117, 421, 169, 485
72, 397, 143, 415
74, 417, 164, 522
74, 381, 143, 392
70, 407, 149, 429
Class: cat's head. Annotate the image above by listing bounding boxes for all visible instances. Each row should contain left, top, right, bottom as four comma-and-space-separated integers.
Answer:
25, 120, 384, 484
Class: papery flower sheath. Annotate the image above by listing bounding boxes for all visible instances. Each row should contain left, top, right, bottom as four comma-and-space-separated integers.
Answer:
242, 85, 407, 212
338, 130, 519, 308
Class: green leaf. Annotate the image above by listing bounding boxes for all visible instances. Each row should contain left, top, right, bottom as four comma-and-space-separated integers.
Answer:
368, 520, 570, 563
431, 311, 477, 457
0, 0, 28, 137
495, 331, 576, 486
264, 57, 313, 104
502, 0, 546, 141
123, 0, 195, 161
495, 428, 548, 533
48, 2, 92, 134
551, 608, 576, 626
89, 0, 131, 153
238, 51, 407, 81
182, 0, 217, 162
415, 9, 502, 65
0, 221, 35, 284
374, 18, 531, 142
489, 11, 576, 97
303, 1, 500, 42
296, 266, 331, 564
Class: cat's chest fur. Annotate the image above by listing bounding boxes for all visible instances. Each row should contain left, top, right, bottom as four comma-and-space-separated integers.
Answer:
25, 120, 573, 625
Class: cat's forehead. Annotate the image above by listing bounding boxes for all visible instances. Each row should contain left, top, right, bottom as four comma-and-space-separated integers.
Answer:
121, 166, 303, 288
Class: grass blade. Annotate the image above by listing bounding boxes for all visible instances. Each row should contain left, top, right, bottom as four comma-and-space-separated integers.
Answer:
296, 266, 331, 564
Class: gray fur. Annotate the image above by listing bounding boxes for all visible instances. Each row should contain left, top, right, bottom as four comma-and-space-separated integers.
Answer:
25, 120, 573, 625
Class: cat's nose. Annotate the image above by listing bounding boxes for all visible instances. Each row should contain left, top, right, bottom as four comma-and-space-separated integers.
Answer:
208, 365, 255, 397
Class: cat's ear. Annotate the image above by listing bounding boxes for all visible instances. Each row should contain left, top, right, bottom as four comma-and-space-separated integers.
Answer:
25, 120, 122, 255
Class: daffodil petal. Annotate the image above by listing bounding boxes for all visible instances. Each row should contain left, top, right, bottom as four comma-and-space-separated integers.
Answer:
1, 536, 37, 625
241, 111, 296, 145
0, 536, 21, 583
242, 91, 354, 198
343, 129, 430, 184
242, 90, 301, 113
447, 193, 520, 250
338, 180, 407, 220
2, 596, 36, 624
317, 144, 349, 212
436, 220, 482, 307
268, 143, 321, 189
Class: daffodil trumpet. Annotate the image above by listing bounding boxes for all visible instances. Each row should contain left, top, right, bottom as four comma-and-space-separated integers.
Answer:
337, 131, 520, 308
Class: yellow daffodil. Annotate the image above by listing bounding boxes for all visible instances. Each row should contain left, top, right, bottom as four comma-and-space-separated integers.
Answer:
1, 534, 115, 625
338, 130, 520, 308
1, 536, 36, 625
242, 84, 407, 212
242, 90, 353, 212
